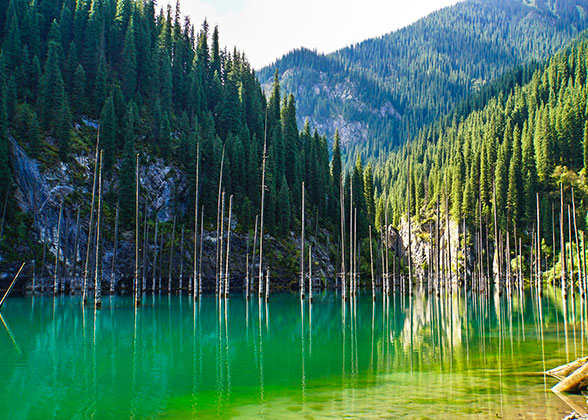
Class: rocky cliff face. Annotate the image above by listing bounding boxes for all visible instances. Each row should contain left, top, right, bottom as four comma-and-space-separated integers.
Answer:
389, 215, 474, 281
4, 129, 335, 292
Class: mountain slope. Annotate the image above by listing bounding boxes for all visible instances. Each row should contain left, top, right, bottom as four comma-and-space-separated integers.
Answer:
258, 0, 588, 162
372, 31, 588, 280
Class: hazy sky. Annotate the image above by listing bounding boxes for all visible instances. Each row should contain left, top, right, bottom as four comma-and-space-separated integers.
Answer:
162, 0, 462, 69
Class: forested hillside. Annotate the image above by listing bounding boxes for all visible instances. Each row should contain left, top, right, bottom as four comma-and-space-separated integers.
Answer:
373, 32, 588, 279
258, 0, 588, 164
0, 0, 351, 279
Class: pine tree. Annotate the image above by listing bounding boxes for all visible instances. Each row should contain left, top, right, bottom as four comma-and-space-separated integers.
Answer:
363, 163, 375, 224
0, 91, 12, 198
159, 112, 171, 158
100, 95, 116, 172
507, 127, 523, 227
494, 139, 509, 229
451, 149, 465, 220
522, 122, 538, 223
71, 64, 87, 113
39, 41, 67, 134
276, 176, 291, 236
121, 16, 137, 99
118, 105, 137, 229
583, 120, 588, 170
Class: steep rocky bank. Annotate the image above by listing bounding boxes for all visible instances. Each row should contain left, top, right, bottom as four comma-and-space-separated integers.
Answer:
1, 129, 336, 293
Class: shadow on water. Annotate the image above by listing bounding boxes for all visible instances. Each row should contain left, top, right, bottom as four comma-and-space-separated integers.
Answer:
0, 286, 586, 419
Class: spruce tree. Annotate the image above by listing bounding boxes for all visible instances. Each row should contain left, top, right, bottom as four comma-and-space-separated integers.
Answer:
39, 41, 67, 134
507, 127, 523, 227
159, 112, 171, 158
0, 91, 12, 198
276, 176, 291, 236
100, 95, 116, 172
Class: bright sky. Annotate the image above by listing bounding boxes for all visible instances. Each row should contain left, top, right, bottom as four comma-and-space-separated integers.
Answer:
162, 0, 463, 69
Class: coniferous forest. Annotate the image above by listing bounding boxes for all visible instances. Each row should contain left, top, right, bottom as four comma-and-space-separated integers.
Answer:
259, 0, 588, 165
3, 0, 588, 418
0, 0, 355, 284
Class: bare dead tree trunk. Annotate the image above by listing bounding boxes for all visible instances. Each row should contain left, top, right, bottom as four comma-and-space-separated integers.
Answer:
340, 175, 346, 300
193, 143, 200, 300
134, 153, 140, 306
94, 151, 103, 309
258, 111, 268, 299
53, 201, 63, 296
179, 226, 185, 291
83, 131, 100, 304
215, 146, 226, 296
110, 204, 119, 295
152, 219, 158, 292
369, 226, 375, 301
224, 195, 233, 298
301, 181, 305, 299
168, 215, 176, 293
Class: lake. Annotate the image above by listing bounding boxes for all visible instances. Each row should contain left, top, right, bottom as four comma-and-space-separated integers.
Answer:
0, 286, 586, 419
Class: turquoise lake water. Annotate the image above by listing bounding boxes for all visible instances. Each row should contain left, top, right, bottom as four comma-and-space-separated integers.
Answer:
0, 287, 586, 419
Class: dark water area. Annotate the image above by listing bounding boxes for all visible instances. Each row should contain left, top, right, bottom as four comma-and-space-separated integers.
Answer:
0, 286, 586, 419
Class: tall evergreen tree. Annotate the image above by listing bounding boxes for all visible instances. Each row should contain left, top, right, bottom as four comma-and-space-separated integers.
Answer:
100, 95, 116, 171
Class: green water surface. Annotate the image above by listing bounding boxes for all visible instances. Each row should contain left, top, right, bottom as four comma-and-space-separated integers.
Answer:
0, 287, 586, 419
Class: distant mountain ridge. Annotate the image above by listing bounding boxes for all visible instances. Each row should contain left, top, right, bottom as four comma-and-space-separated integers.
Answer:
258, 0, 588, 163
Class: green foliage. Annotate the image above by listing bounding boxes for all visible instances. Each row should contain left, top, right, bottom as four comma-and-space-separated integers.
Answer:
100, 95, 116, 171
374, 34, 588, 251
259, 0, 588, 163
0, 0, 359, 243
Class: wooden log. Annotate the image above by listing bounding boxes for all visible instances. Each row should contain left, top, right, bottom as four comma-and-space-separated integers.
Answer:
547, 356, 588, 381
552, 361, 588, 393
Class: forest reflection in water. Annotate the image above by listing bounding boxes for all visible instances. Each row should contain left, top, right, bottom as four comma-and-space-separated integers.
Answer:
0, 285, 586, 419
